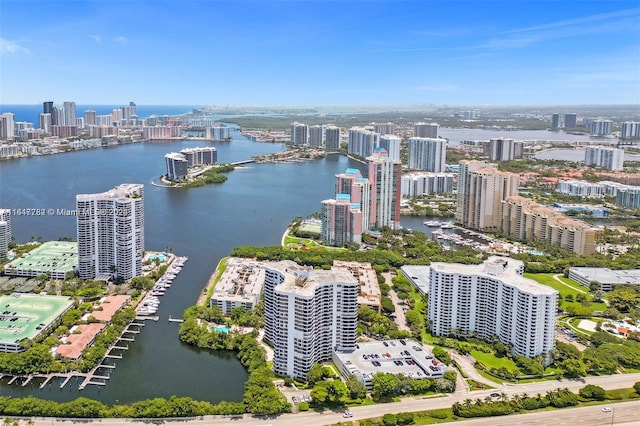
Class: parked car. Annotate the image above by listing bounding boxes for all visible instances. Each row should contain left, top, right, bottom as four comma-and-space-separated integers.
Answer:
602, 407, 612, 413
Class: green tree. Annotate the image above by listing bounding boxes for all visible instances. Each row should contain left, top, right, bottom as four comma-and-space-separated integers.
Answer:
345, 374, 367, 399
371, 372, 398, 400
309, 380, 348, 406
634, 381, 640, 395
579, 384, 605, 400
307, 363, 325, 386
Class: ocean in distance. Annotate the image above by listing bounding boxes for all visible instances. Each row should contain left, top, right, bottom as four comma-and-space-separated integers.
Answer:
0, 126, 370, 404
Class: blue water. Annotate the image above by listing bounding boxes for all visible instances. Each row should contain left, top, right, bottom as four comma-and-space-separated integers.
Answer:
0, 104, 197, 123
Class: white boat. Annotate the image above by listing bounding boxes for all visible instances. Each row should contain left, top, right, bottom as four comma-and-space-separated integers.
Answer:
440, 222, 454, 229
424, 220, 440, 227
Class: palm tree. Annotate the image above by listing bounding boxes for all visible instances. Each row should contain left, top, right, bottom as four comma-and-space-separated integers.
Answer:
463, 398, 473, 409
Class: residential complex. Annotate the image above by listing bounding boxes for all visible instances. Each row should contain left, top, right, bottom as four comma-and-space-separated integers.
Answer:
401, 172, 454, 198
379, 135, 401, 163
324, 125, 341, 150
320, 195, 363, 246
557, 180, 606, 198
564, 113, 577, 129
407, 137, 446, 172
455, 160, 519, 231
332, 260, 381, 309
371, 122, 395, 135
367, 148, 402, 230
204, 125, 230, 141
210, 258, 265, 314
501, 196, 600, 255
621, 121, 640, 139
414, 122, 439, 138
348, 127, 380, 158
584, 146, 624, 171
590, 119, 613, 136
309, 125, 323, 148
76, 184, 145, 281
142, 126, 182, 140
483, 138, 524, 161
263, 260, 358, 379
164, 147, 218, 181
428, 257, 557, 362
290, 122, 308, 146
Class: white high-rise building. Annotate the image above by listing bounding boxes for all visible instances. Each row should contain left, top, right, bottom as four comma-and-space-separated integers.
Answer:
38, 113, 52, 133
371, 122, 395, 135
483, 138, 524, 161
408, 137, 446, 172
379, 135, 401, 163
63, 101, 77, 127
584, 146, 624, 171
76, 184, 144, 281
263, 261, 358, 379
621, 121, 640, 139
590, 120, 613, 136
368, 148, 401, 229
428, 257, 557, 362
0, 113, 15, 141
401, 172, 454, 197
348, 127, 380, 158
290, 122, 308, 146
414, 122, 439, 138
0, 209, 11, 259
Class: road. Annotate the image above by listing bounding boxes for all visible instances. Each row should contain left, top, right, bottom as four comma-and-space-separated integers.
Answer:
18, 373, 640, 426
450, 351, 502, 389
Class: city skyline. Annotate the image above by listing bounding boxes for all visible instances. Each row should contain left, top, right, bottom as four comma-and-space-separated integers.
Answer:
1, 1, 638, 106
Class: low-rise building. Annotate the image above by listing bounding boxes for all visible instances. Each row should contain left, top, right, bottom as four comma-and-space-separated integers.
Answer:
568, 267, 640, 292
210, 258, 265, 314
332, 260, 380, 309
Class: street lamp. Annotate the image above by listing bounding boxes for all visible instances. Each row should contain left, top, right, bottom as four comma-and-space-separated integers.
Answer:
610, 406, 614, 426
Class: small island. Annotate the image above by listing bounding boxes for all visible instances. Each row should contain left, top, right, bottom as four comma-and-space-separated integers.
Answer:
162, 147, 235, 188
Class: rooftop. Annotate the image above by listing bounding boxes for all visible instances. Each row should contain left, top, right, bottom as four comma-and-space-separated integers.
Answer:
4, 241, 78, 277
430, 256, 557, 295
268, 260, 357, 296
56, 323, 106, 359
90, 295, 130, 322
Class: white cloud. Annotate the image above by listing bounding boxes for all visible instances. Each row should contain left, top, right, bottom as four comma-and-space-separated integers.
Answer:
114, 36, 128, 44
90, 35, 101, 43
0, 38, 29, 55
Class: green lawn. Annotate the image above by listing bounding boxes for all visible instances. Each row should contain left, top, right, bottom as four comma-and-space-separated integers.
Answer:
525, 273, 607, 312
470, 350, 518, 371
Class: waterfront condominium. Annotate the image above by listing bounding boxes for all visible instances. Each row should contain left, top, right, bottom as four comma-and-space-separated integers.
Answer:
371, 122, 395, 135
324, 125, 341, 151
290, 122, 308, 146
428, 256, 557, 362
483, 138, 524, 161
414, 122, 439, 138
407, 137, 446, 172
500, 195, 600, 255
76, 184, 144, 281
367, 148, 402, 230
348, 127, 380, 158
321, 168, 371, 246
63, 101, 77, 126
379, 135, 401, 163
456, 160, 519, 231
263, 260, 358, 379
564, 113, 577, 129
0, 209, 10, 259
584, 146, 624, 171
309, 125, 323, 148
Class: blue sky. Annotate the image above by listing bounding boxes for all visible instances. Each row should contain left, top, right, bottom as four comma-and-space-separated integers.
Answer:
1, 0, 639, 106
